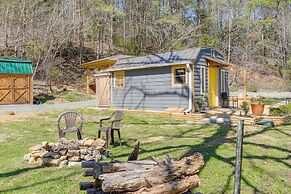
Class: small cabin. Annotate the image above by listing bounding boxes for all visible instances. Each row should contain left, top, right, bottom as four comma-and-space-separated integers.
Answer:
81, 48, 231, 112
0, 58, 33, 104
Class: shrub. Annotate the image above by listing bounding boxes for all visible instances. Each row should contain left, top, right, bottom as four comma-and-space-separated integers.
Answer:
269, 107, 285, 116
247, 84, 257, 92
269, 104, 291, 116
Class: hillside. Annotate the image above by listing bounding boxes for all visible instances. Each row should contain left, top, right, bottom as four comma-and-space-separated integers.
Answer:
0, 0, 290, 90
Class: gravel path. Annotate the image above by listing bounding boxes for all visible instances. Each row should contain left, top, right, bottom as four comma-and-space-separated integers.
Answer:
230, 91, 291, 99
0, 100, 96, 115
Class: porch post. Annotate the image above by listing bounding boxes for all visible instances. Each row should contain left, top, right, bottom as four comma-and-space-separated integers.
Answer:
86, 69, 90, 94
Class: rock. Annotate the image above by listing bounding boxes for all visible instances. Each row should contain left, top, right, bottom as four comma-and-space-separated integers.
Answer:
23, 154, 31, 161
59, 138, 68, 144
95, 146, 105, 152
83, 138, 95, 146
42, 141, 49, 147
28, 157, 43, 166
67, 150, 80, 157
80, 148, 88, 155
80, 154, 85, 159
95, 153, 102, 162
29, 145, 43, 151
202, 118, 211, 123
68, 161, 81, 168
92, 150, 101, 157
31, 151, 44, 159
68, 156, 80, 162
92, 138, 106, 148
84, 154, 94, 161
43, 156, 67, 166
216, 117, 230, 124
209, 116, 217, 123
41, 151, 50, 158
59, 149, 68, 156
59, 160, 68, 167
50, 152, 61, 159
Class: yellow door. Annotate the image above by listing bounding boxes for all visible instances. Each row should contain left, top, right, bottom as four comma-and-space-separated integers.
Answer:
208, 66, 218, 108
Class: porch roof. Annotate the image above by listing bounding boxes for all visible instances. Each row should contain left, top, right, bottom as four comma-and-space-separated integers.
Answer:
204, 56, 232, 67
80, 55, 132, 69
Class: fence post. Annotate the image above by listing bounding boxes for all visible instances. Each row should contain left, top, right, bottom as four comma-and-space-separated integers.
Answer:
234, 119, 244, 194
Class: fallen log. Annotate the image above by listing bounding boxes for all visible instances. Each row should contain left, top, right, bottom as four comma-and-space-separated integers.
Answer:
99, 153, 204, 193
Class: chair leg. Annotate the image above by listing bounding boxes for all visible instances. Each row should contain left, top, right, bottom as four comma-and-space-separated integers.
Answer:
117, 129, 121, 146
105, 130, 110, 149
98, 130, 101, 138
77, 130, 82, 140
111, 129, 114, 144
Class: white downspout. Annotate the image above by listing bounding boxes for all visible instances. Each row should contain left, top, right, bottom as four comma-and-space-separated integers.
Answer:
183, 63, 192, 114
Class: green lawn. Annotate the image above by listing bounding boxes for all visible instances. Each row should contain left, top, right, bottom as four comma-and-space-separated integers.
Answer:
0, 108, 290, 193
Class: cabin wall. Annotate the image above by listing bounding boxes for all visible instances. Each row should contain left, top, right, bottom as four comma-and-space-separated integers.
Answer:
112, 66, 189, 111
193, 48, 228, 110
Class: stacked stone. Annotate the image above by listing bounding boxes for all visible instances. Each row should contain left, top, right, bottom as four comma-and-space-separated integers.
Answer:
24, 138, 106, 167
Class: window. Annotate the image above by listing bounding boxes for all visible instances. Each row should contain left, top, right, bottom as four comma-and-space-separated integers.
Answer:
221, 69, 227, 92
114, 71, 124, 88
200, 67, 207, 93
172, 65, 187, 86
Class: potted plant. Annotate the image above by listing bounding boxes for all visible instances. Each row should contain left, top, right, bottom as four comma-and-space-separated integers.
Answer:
240, 101, 250, 116
251, 97, 265, 116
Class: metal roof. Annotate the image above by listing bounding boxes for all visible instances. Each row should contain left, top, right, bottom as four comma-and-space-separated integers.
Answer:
109, 48, 201, 71
80, 55, 133, 69
0, 58, 33, 74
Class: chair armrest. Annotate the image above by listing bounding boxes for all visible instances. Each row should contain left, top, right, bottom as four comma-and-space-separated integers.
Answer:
100, 117, 112, 127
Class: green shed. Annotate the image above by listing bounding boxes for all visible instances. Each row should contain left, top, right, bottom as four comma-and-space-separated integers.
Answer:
0, 58, 33, 104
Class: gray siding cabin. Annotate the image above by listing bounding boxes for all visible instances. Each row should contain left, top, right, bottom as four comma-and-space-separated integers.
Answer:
81, 47, 231, 112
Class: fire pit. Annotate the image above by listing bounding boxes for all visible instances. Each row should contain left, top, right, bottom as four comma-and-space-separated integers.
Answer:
24, 138, 106, 167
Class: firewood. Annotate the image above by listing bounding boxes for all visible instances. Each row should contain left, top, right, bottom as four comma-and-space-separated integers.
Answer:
99, 153, 204, 193
80, 153, 204, 194
80, 182, 95, 190
130, 175, 200, 194
127, 142, 140, 161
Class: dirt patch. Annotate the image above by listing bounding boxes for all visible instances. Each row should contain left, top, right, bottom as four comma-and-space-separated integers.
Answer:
0, 112, 37, 122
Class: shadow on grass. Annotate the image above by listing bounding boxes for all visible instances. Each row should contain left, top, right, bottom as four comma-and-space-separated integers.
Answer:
116, 121, 290, 193
0, 170, 80, 193
0, 166, 42, 178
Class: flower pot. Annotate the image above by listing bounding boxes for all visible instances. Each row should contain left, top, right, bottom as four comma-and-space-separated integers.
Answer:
251, 103, 265, 116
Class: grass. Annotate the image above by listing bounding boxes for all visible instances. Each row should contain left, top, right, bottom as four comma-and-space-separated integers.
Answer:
38, 91, 94, 104
260, 98, 282, 105
0, 108, 290, 193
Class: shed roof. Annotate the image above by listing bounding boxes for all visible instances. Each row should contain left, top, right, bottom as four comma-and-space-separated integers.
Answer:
109, 48, 200, 71
0, 58, 33, 74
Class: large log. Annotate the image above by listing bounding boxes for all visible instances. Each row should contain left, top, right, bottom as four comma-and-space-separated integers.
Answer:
98, 153, 204, 193
82, 160, 157, 179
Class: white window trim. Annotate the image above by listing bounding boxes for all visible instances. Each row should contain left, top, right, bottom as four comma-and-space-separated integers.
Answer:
200, 66, 207, 94
221, 69, 226, 93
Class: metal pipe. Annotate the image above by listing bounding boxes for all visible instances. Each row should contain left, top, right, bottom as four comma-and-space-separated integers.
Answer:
183, 63, 192, 114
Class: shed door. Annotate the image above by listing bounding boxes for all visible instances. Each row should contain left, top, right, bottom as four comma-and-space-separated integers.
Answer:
0, 74, 31, 104
97, 74, 111, 106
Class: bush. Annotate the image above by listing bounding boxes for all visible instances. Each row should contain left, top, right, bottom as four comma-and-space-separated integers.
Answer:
269, 107, 285, 116
247, 84, 257, 92
269, 104, 291, 116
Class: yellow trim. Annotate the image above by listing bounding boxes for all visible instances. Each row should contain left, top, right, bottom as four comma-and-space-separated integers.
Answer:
80, 59, 116, 69
208, 66, 218, 108
171, 64, 188, 87
114, 71, 125, 89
